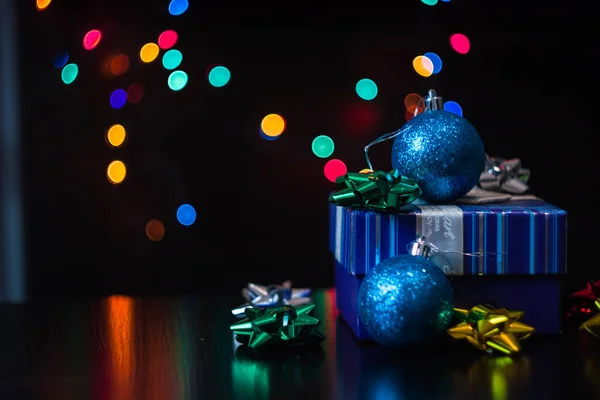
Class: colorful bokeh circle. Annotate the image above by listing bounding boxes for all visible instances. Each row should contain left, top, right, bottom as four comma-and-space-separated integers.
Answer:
312, 135, 335, 158
324, 159, 347, 182
450, 33, 471, 54
176, 204, 196, 226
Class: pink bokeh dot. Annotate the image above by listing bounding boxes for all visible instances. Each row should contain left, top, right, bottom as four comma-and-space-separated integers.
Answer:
83, 30, 102, 51
158, 30, 178, 50
324, 159, 347, 182
450, 33, 470, 55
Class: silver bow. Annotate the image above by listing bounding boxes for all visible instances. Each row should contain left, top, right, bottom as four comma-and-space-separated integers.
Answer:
231, 281, 312, 318
479, 154, 530, 194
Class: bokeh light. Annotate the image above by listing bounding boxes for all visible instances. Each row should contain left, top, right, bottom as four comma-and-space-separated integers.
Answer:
83, 30, 102, 51
140, 43, 160, 63
355, 79, 378, 101
110, 89, 127, 109
450, 33, 471, 54
260, 114, 286, 138
340, 102, 381, 136
413, 56, 434, 77
176, 204, 196, 226
146, 219, 165, 242
127, 83, 145, 103
169, 0, 189, 16
208, 66, 231, 87
167, 70, 188, 91
52, 51, 69, 69
106, 124, 126, 147
423, 52, 443, 74
109, 55, 130, 76
359, 169, 373, 174
158, 30, 178, 49
61, 63, 78, 85
444, 100, 463, 117
36, 0, 52, 10
259, 128, 279, 141
404, 93, 422, 110
162, 49, 183, 70
324, 159, 347, 183
406, 101, 426, 121
421, 0, 438, 5
106, 161, 127, 184
311, 135, 335, 158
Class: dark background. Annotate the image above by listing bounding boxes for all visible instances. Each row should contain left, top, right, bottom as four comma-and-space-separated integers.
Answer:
17, 0, 599, 297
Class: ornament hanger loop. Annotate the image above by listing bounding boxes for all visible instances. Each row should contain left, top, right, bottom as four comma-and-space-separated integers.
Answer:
363, 89, 440, 171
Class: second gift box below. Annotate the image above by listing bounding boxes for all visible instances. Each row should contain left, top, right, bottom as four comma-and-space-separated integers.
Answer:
335, 261, 564, 340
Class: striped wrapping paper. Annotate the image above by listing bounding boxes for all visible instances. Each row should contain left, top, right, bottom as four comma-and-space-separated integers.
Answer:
329, 200, 567, 276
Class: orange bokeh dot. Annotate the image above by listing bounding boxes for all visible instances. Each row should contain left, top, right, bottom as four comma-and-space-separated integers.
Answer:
140, 43, 160, 63
404, 93, 422, 110
106, 160, 126, 184
261, 114, 286, 137
106, 124, 126, 147
406, 104, 426, 121
36, 0, 52, 11
110, 55, 130, 76
145, 219, 165, 242
413, 56, 434, 77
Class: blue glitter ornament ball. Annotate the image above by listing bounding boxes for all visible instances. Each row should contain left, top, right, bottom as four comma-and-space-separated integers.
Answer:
391, 108, 485, 203
358, 255, 454, 346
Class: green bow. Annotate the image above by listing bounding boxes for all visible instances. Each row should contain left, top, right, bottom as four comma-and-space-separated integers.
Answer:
230, 304, 325, 349
328, 169, 421, 211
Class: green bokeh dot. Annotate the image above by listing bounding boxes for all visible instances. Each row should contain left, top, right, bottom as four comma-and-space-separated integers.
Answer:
355, 78, 378, 101
208, 66, 231, 87
421, 0, 438, 5
168, 70, 188, 91
311, 135, 335, 158
162, 49, 183, 70
61, 63, 79, 85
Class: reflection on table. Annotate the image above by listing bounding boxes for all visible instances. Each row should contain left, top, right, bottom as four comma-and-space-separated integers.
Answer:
0, 288, 599, 399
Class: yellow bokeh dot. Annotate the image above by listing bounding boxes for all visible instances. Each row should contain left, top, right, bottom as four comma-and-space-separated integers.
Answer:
413, 56, 434, 77
140, 43, 160, 63
261, 114, 286, 137
36, 0, 52, 10
359, 169, 373, 174
107, 160, 127, 184
106, 124, 126, 147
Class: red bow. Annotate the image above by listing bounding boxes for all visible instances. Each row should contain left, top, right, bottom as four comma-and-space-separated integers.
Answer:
567, 281, 600, 318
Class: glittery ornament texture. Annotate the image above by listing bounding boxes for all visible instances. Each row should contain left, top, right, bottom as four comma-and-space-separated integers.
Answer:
358, 255, 454, 346
391, 110, 485, 203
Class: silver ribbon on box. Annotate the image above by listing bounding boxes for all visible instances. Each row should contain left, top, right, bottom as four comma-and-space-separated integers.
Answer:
231, 281, 312, 318
416, 205, 464, 275
459, 155, 537, 204
480, 154, 531, 194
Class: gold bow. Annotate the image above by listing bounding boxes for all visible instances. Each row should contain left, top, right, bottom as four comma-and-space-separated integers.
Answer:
581, 299, 600, 337
447, 305, 535, 355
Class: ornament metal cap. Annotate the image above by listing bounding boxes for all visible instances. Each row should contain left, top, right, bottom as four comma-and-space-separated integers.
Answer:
424, 89, 443, 111
409, 236, 432, 258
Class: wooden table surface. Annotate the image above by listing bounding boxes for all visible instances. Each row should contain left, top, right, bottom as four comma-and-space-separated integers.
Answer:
0, 288, 598, 399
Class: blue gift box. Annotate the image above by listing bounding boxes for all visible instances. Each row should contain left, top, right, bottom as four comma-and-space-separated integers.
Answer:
329, 200, 568, 339
330, 200, 567, 276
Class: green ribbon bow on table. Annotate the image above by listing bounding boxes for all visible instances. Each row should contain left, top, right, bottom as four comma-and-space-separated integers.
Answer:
230, 304, 325, 349
328, 169, 422, 211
